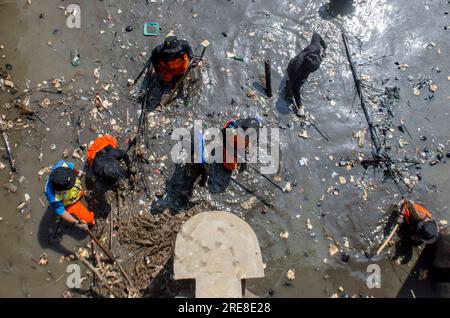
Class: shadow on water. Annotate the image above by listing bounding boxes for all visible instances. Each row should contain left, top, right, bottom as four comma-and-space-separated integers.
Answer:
275, 74, 295, 115
391, 229, 450, 298
319, 1, 356, 21
145, 256, 194, 298
150, 161, 235, 214
37, 207, 88, 256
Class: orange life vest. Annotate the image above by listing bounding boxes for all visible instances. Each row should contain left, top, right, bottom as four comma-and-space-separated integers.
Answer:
158, 53, 189, 82
87, 135, 118, 167
401, 200, 433, 226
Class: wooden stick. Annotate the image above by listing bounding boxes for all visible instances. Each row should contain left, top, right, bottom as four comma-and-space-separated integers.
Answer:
77, 255, 122, 298
376, 223, 399, 256
132, 60, 151, 88
78, 255, 104, 281
116, 189, 120, 218
248, 164, 284, 191
109, 208, 113, 251
264, 60, 273, 98
90, 238, 97, 287
86, 229, 134, 288
1, 130, 17, 173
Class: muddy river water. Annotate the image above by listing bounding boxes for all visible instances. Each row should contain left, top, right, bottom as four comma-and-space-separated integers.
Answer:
0, 0, 449, 297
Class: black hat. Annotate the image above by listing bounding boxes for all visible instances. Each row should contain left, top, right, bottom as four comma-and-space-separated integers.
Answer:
417, 219, 439, 244
163, 36, 181, 54
50, 167, 77, 191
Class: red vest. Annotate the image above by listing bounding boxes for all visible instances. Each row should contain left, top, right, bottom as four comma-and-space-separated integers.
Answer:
158, 53, 189, 82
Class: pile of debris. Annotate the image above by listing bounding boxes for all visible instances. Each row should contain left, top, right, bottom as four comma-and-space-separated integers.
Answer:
75, 197, 210, 298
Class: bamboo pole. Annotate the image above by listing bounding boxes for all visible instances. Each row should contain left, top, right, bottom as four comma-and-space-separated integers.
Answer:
86, 229, 134, 288
376, 223, 399, 256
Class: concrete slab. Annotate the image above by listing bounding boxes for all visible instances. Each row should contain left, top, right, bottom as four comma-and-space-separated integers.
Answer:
174, 211, 265, 298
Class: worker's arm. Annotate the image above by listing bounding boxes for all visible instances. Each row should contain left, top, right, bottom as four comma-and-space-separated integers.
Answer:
311, 32, 327, 50
291, 79, 303, 108
111, 148, 136, 174
112, 148, 131, 166
150, 46, 162, 71
60, 210, 78, 224
47, 198, 88, 230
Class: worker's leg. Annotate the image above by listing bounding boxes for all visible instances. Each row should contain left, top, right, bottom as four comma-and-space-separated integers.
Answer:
292, 80, 303, 110
66, 200, 95, 225
284, 78, 293, 102
198, 165, 209, 187
180, 175, 197, 203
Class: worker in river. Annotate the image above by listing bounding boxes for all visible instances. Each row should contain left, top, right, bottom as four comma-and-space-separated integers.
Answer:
179, 130, 209, 203
222, 118, 261, 173
397, 199, 440, 245
87, 134, 136, 194
285, 32, 327, 116
45, 160, 93, 230
150, 35, 196, 92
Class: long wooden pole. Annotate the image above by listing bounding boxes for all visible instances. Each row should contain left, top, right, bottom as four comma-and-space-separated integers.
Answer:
376, 223, 399, 256
86, 229, 134, 288
248, 164, 284, 191
1, 130, 16, 173
77, 255, 122, 298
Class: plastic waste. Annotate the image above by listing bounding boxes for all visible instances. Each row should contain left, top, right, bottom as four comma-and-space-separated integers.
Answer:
70, 49, 80, 66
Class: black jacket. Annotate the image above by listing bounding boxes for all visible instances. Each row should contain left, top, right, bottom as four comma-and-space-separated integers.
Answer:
93, 146, 131, 192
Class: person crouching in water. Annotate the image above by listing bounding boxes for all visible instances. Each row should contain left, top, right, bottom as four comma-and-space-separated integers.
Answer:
179, 131, 209, 203
397, 199, 440, 245
45, 160, 93, 231
87, 134, 136, 194
150, 35, 195, 93
286, 32, 327, 116
222, 118, 261, 173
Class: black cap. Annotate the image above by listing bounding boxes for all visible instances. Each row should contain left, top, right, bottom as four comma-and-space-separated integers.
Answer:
50, 167, 77, 191
163, 36, 181, 54
417, 219, 439, 244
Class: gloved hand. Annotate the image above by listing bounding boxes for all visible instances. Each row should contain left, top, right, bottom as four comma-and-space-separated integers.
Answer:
74, 221, 89, 231
395, 213, 405, 225
190, 59, 199, 69
76, 170, 85, 178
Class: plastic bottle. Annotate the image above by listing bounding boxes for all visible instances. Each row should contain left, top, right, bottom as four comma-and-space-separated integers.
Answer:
70, 49, 80, 66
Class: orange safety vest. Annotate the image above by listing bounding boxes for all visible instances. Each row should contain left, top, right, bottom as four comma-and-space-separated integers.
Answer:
158, 53, 189, 82
401, 200, 433, 226
87, 135, 118, 167
223, 121, 250, 171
